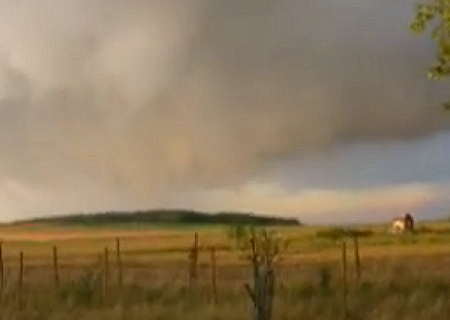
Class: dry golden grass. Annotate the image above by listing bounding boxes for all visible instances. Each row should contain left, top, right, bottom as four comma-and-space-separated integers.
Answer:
0, 222, 449, 319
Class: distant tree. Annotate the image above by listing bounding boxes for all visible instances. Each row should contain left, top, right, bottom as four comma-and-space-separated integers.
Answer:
17, 210, 300, 227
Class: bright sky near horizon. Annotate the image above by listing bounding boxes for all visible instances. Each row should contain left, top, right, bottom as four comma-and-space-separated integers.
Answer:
0, 0, 448, 224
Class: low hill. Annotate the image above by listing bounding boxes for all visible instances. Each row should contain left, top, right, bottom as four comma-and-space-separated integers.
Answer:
13, 210, 301, 227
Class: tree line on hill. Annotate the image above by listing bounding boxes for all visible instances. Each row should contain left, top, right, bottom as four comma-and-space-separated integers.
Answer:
14, 210, 301, 226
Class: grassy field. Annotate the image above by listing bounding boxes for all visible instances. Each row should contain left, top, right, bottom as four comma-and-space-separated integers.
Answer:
0, 221, 450, 319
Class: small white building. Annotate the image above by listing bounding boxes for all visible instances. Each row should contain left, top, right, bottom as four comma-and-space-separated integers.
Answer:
390, 213, 414, 234
391, 218, 406, 234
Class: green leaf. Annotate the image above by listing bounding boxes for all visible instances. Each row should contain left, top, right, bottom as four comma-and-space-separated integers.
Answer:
410, 21, 425, 33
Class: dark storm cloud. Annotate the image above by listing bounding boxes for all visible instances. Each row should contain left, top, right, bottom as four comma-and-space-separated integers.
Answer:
0, 0, 446, 201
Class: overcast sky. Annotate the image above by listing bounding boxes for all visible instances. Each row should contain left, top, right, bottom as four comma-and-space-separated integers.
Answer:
0, 0, 448, 224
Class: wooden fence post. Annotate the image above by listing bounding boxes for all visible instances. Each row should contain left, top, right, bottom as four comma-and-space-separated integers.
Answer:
115, 238, 122, 292
354, 236, 361, 287
341, 240, 348, 318
103, 247, 109, 302
188, 233, 199, 287
0, 240, 3, 295
18, 251, 23, 308
53, 246, 59, 287
210, 247, 218, 304
194, 232, 198, 248
194, 232, 199, 279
